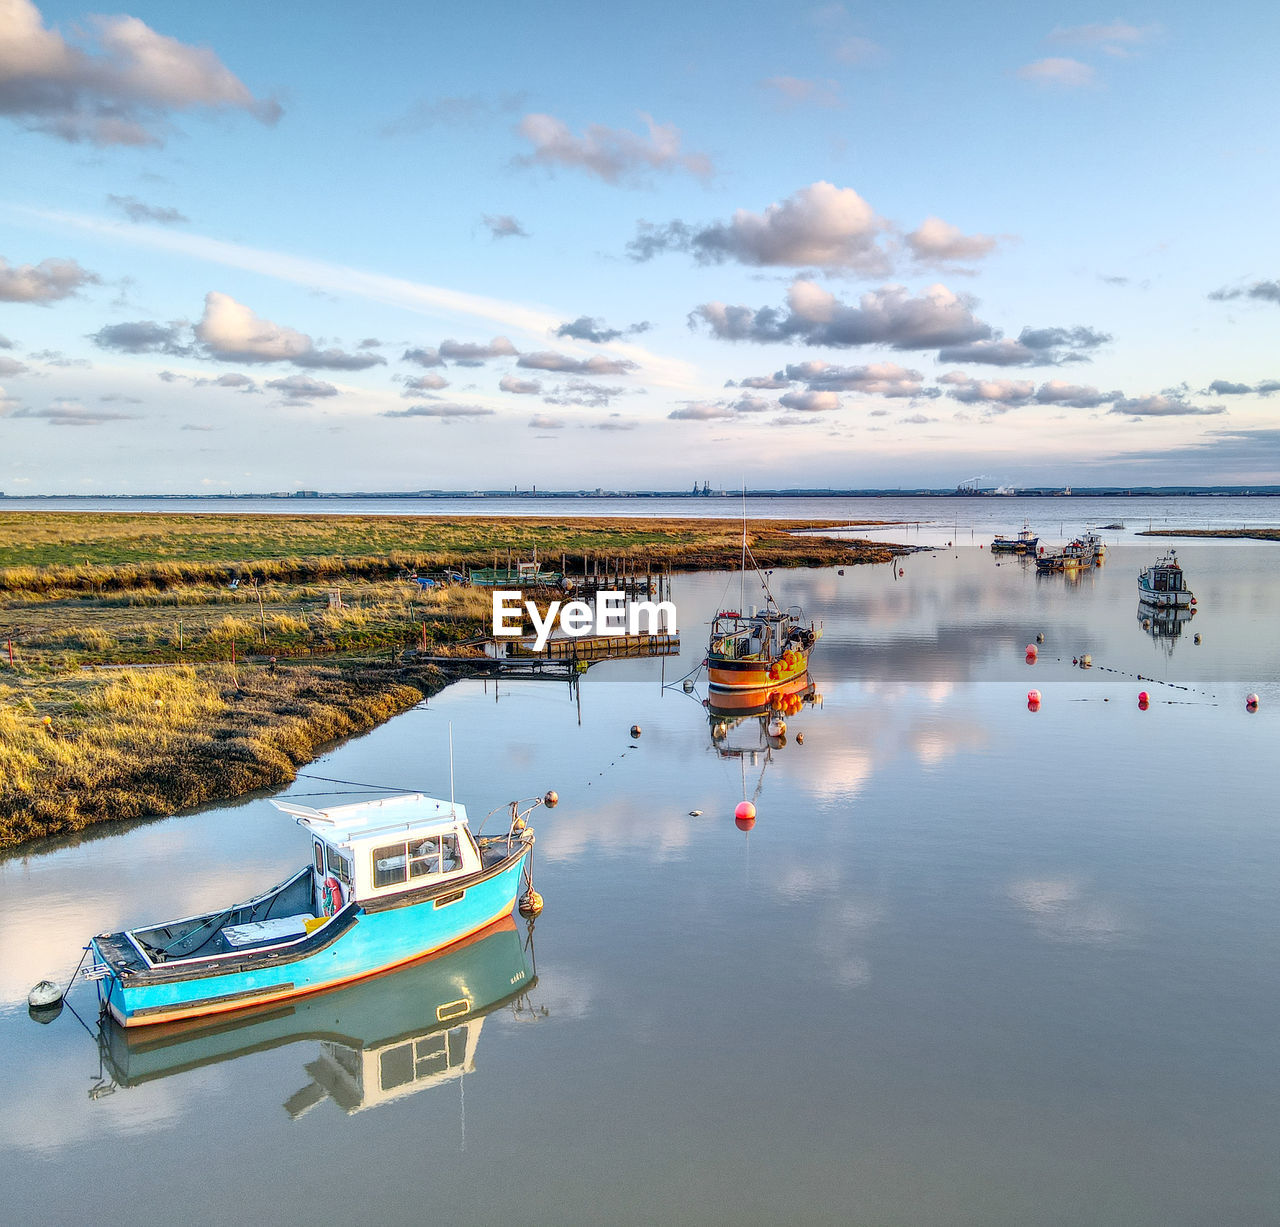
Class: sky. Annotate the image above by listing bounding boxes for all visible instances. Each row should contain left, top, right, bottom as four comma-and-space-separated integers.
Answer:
1, 0, 1278, 494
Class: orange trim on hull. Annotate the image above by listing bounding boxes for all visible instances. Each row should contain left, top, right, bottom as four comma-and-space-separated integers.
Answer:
113, 902, 517, 1028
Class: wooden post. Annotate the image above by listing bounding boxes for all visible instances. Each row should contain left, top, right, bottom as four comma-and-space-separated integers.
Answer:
6, 638, 12, 667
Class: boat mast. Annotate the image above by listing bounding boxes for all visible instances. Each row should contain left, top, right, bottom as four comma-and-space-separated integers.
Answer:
740, 482, 747, 614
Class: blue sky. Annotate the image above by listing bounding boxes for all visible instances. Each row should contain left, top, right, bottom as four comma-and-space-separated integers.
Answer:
2, 0, 1278, 493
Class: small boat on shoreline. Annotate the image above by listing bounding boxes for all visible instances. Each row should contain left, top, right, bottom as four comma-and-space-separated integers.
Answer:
991, 523, 1039, 554
89, 789, 551, 1028
1138, 551, 1195, 609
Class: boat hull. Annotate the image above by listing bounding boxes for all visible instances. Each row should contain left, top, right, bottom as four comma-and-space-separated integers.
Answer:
708, 670, 811, 715
98, 916, 531, 1089
707, 647, 810, 694
1138, 588, 1194, 609
92, 850, 529, 1028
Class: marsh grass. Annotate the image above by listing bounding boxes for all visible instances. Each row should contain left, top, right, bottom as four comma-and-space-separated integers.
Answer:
0, 661, 437, 848
0, 513, 889, 581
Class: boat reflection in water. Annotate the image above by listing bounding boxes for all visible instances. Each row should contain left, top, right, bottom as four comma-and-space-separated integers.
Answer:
1137, 602, 1196, 654
97, 915, 536, 1117
708, 674, 819, 754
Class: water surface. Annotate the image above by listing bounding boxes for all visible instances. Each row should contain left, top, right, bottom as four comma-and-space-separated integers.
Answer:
2, 532, 1278, 1225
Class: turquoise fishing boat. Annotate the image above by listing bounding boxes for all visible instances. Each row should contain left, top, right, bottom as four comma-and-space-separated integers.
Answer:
89, 789, 552, 1028
96, 915, 535, 1112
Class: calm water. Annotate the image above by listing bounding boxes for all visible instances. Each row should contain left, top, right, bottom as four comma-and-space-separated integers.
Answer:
3, 530, 1280, 1224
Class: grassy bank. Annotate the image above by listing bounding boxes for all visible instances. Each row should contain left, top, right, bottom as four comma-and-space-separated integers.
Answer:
0, 513, 894, 849
0, 512, 890, 590
0, 661, 441, 849
1138, 528, 1280, 541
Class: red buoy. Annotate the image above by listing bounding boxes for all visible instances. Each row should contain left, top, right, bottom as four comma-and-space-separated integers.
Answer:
1138, 691, 1149, 704
734, 800, 756, 823
1246, 693, 1260, 710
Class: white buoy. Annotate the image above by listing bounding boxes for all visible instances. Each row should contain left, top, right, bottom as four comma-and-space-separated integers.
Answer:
682, 678, 694, 692
28, 980, 62, 1009
767, 719, 786, 738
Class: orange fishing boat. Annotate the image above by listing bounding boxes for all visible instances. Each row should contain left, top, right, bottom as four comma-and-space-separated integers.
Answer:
705, 501, 822, 700
706, 601, 820, 698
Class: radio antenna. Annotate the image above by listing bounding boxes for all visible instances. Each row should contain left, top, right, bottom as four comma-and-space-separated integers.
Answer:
449, 722, 456, 816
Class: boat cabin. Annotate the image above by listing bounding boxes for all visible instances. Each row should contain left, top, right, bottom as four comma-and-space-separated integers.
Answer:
106, 795, 491, 970
275, 793, 484, 916
711, 604, 810, 660
1139, 556, 1185, 593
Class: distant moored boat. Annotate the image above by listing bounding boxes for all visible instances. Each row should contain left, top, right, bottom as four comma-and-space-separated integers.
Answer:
1138, 551, 1195, 609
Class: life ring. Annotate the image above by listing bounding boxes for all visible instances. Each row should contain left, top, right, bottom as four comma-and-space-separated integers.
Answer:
321, 875, 344, 917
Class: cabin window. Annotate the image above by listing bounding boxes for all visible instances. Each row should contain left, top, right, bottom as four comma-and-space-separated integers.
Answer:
409, 834, 461, 878
372, 842, 409, 889
325, 844, 352, 885
313, 842, 325, 875
373, 833, 461, 889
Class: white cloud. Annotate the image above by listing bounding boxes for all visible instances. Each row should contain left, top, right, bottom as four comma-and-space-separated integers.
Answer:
0, 0, 280, 146
264, 373, 339, 404
790, 360, 927, 398
517, 350, 636, 376
634, 181, 891, 275
1017, 58, 1098, 89
402, 372, 449, 394
481, 213, 527, 239
500, 373, 541, 394
668, 401, 736, 420
780, 389, 841, 412
693, 280, 993, 351
194, 292, 384, 369
515, 112, 712, 184
938, 372, 1035, 406
905, 216, 998, 265
383, 402, 494, 418
0, 254, 98, 302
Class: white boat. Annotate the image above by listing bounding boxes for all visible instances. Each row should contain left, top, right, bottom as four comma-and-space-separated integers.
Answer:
1138, 552, 1195, 609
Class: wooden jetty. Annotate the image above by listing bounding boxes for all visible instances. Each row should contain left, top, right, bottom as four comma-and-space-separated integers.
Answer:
508, 632, 679, 662
408, 631, 679, 678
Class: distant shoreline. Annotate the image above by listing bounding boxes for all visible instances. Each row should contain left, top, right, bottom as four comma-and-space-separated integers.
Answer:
4, 487, 1280, 501
1138, 527, 1280, 540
